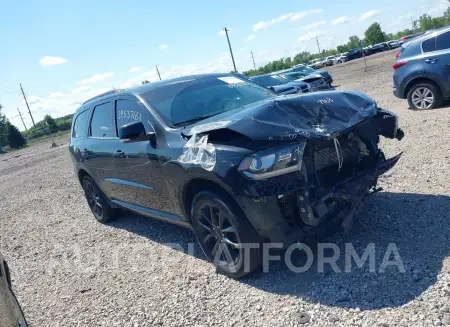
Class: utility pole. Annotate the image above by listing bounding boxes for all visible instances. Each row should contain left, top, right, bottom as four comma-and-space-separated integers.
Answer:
250, 50, 256, 70
17, 108, 27, 131
224, 27, 237, 72
156, 65, 161, 80
410, 16, 415, 31
316, 37, 321, 55
20, 83, 36, 127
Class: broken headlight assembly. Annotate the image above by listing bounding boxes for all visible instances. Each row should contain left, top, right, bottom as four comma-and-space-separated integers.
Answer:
238, 143, 306, 180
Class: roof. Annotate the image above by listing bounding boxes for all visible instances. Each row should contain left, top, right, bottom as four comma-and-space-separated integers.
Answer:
73, 73, 235, 115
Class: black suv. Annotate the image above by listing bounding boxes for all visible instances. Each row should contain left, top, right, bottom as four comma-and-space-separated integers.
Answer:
70, 73, 403, 278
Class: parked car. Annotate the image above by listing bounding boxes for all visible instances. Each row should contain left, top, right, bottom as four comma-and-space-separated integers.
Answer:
308, 59, 324, 69
250, 74, 311, 94
70, 73, 404, 278
291, 65, 333, 84
276, 71, 332, 91
347, 48, 363, 61
370, 43, 390, 54
398, 32, 426, 44
0, 252, 27, 327
333, 53, 348, 64
393, 26, 450, 109
323, 56, 336, 66
387, 40, 401, 49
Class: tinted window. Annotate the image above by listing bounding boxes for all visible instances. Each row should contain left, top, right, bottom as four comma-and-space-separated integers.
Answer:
90, 102, 115, 138
422, 37, 436, 52
251, 75, 287, 87
436, 32, 450, 50
140, 76, 274, 126
72, 109, 90, 138
116, 99, 149, 132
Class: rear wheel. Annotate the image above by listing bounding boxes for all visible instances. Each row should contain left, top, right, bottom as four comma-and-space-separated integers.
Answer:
191, 191, 262, 278
407, 82, 442, 110
82, 176, 117, 223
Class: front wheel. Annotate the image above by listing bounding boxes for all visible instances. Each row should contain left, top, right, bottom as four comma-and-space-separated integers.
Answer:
407, 82, 443, 110
191, 191, 262, 278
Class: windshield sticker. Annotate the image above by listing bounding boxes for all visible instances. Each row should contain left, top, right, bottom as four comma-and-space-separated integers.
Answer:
218, 76, 245, 84
118, 110, 142, 122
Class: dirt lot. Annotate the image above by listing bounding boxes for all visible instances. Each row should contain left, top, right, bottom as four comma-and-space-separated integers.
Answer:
1, 50, 450, 327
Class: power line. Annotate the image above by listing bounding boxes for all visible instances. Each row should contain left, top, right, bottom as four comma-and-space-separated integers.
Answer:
224, 27, 237, 72
250, 50, 256, 70
156, 65, 162, 80
17, 108, 27, 131
20, 83, 36, 127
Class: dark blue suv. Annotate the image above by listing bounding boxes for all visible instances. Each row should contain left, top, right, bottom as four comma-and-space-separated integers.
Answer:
393, 26, 450, 109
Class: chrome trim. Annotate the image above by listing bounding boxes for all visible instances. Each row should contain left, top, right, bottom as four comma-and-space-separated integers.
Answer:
104, 178, 153, 190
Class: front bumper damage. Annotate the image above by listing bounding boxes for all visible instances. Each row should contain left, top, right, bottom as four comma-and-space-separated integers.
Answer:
183, 91, 404, 245
238, 151, 402, 245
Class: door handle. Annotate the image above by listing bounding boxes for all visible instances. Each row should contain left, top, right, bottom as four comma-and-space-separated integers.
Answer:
116, 150, 127, 158
425, 58, 437, 64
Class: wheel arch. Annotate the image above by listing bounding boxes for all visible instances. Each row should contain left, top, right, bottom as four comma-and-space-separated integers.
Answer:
77, 168, 89, 185
403, 76, 444, 99
181, 177, 240, 222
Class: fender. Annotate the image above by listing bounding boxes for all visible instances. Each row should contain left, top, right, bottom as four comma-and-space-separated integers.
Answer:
402, 73, 445, 98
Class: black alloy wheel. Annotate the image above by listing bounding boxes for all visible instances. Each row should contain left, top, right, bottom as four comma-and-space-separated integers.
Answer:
197, 202, 241, 268
191, 191, 262, 278
82, 176, 116, 223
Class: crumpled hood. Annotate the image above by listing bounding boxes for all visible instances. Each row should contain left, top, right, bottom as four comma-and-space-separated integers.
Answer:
186, 90, 378, 140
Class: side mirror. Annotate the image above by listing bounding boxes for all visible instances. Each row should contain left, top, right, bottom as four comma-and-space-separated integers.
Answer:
119, 121, 156, 143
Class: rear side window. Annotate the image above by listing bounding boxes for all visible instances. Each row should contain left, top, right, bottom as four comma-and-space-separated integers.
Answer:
436, 32, 450, 51
422, 37, 436, 53
90, 102, 116, 138
72, 109, 90, 138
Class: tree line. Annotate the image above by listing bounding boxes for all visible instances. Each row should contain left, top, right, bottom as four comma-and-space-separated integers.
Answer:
0, 104, 26, 151
243, 8, 450, 76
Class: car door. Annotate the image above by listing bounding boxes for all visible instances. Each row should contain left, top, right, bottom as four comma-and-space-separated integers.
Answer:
82, 101, 120, 194
422, 31, 450, 91
107, 96, 173, 214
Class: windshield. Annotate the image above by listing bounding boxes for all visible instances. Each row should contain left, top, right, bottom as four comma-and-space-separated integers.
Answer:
294, 66, 316, 74
140, 76, 275, 127
280, 72, 308, 81
251, 75, 287, 87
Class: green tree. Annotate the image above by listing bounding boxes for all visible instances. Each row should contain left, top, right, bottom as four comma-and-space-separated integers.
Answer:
364, 23, 385, 45
44, 115, 57, 132
6, 122, 26, 149
348, 35, 362, 49
0, 104, 7, 148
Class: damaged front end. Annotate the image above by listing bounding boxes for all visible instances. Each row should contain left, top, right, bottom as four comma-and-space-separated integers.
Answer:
181, 91, 404, 244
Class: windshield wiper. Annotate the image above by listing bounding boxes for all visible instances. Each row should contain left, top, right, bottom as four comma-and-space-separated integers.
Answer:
173, 114, 217, 127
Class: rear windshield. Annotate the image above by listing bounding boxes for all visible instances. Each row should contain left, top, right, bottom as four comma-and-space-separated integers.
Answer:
251, 75, 287, 87
140, 76, 275, 127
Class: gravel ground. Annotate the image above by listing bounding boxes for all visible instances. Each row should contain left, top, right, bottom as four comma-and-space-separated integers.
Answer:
1, 49, 450, 327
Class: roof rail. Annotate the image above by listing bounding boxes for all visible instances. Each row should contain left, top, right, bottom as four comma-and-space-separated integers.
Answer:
82, 89, 124, 105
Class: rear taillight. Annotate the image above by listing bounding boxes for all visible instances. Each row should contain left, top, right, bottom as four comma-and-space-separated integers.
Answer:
401, 36, 406, 40
396, 52, 400, 59
393, 61, 407, 69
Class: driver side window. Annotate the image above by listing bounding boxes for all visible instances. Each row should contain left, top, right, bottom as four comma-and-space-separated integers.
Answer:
115, 99, 153, 134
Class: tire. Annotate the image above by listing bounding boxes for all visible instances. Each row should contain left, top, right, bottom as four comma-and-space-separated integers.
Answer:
191, 191, 262, 278
407, 82, 443, 110
82, 176, 117, 223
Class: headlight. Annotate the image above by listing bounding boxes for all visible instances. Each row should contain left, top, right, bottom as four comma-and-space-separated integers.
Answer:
238, 143, 306, 180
